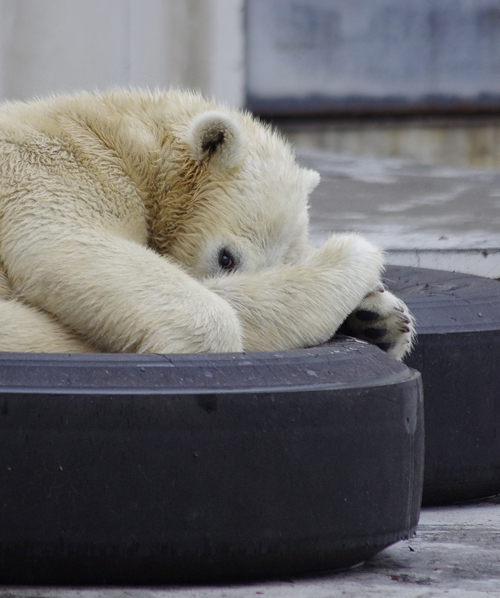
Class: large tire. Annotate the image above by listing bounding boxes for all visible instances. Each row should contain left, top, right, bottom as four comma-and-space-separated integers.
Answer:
0, 340, 423, 584
384, 265, 500, 505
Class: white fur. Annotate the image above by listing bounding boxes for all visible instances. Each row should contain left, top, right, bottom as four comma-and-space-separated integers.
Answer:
0, 89, 415, 358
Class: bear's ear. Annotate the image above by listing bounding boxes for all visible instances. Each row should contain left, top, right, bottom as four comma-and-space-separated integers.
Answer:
186, 111, 244, 169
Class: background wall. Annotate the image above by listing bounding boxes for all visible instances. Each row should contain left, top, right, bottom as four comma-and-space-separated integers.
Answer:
0, 0, 245, 107
1, 0, 500, 167
246, 0, 500, 116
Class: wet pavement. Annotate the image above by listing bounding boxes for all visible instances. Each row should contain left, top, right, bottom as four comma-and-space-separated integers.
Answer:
301, 149, 500, 278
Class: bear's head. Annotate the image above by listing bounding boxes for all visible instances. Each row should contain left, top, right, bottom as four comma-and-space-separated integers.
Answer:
158, 109, 320, 281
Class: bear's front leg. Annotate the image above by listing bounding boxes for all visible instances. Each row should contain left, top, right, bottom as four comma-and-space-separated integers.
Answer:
205, 234, 384, 353
3, 228, 244, 354
338, 283, 416, 360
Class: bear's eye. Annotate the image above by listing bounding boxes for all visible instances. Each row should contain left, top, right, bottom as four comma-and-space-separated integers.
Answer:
218, 248, 236, 272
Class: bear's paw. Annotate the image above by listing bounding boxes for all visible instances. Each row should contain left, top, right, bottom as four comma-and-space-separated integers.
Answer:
339, 283, 416, 361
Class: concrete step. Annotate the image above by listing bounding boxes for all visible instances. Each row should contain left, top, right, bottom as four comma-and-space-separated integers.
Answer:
300, 149, 500, 278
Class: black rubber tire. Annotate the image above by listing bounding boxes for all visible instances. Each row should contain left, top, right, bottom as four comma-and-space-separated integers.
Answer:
384, 265, 500, 506
0, 340, 423, 584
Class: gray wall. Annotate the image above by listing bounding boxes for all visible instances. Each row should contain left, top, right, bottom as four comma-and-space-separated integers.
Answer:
246, 0, 500, 115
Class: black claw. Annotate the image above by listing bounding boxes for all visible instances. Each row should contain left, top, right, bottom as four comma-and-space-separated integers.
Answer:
376, 342, 395, 352
355, 309, 380, 322
363, 327, 387, 340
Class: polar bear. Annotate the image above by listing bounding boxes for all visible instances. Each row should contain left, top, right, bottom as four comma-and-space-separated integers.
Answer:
0, 89, 414, 359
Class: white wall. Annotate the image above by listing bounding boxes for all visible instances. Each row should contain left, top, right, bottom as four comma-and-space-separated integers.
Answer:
0, 0, 245, 107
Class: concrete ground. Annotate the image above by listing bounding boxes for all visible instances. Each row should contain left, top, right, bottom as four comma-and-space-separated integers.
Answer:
300, 149, 500, 278
2, 151, 500, 597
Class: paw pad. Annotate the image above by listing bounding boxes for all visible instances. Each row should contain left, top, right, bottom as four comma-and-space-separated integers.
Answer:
376, 342, 395, 352
363, 327, 388, 340
355, 310, 380, 322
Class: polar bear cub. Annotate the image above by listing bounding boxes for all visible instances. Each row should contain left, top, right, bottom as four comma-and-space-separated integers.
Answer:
0, 89, 414, 358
